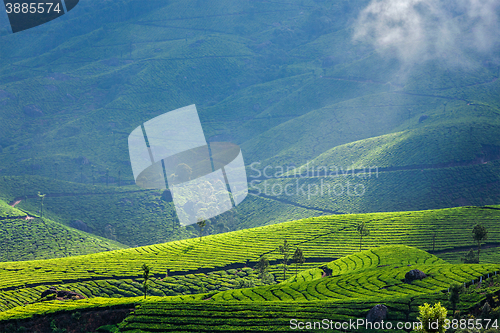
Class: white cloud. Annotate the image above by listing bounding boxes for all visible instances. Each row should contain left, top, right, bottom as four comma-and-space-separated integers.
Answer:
353, 0, 500, 65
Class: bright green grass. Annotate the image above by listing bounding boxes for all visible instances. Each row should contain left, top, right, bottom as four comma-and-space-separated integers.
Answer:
204, 246, 498, 303
117, 247, 500, 333
2, 246, 499, 333
0, 206, 498, 312
0, 296, 148, 321
0, 266, 273, 309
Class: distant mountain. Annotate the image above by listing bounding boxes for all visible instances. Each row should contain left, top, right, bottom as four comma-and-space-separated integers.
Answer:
0, 0, 498, 251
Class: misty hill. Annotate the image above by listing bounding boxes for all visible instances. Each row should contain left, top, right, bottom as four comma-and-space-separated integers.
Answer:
0, 0, 498, 248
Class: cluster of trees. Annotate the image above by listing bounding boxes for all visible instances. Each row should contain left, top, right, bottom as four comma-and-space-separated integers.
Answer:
463, 224, 489, 264
277, 239, 306, 281
256, 239, 305, 282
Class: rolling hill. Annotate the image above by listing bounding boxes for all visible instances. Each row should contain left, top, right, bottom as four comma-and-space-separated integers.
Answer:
0, 0, 497, 248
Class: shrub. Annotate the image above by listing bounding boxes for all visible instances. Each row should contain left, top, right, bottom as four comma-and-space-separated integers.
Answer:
416, 302, 448, 333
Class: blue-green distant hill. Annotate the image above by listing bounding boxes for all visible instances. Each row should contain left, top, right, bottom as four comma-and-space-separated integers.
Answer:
0, 0, 498, 252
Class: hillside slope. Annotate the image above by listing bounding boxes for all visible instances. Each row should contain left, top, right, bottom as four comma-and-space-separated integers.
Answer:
0, 197, 127, 262
0, 0, 497, 233
0, 205, 499, 312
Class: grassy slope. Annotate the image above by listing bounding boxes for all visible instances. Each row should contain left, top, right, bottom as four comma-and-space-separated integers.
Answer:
0, 176, 327, 248
118, 248, 500, 333
0, 0, 498, 255
0, 205, 499, 312
1, 246, 499, 333
0, 197, 126, 262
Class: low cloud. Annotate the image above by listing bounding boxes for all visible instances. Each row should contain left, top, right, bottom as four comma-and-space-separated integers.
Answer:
353, 0, 500, 66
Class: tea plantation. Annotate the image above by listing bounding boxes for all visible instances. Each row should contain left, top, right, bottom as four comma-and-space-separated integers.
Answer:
0, 206, 498, 331
1, 246, 499, 332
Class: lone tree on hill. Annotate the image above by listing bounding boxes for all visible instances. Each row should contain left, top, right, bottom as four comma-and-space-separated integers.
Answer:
356, 222, 370, 252
196, 218, 206, 241
254, 255, 270, 282
448, 284, 463, 315
279, 239, 290, 281
142, 263, 151, 299
292, 247, 305, 278
472, 224, 488, 262
37, 191, 46, 218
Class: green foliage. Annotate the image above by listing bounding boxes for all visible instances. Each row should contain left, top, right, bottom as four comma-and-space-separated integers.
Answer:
292, 247, 305, 277
448, 284, 463, 313
462, 248, 479, 264
473, 224, 489, 261
142, 264, 151, 299
416, 302, 448, 333
278, 239, 290, 281
254, 255, 269, 282
37, 192, 46, 218
196, 218, 206, 242
356, 222, 370, 251
1, 206, 500, 312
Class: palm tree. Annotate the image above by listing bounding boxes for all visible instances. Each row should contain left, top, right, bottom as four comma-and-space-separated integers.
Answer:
142, 263, 151, 299
293, 247, 305, 278
279, 239, 290, 281
196, 218, 206, 241
357, 222, 370, 251
37, 192, 46, 218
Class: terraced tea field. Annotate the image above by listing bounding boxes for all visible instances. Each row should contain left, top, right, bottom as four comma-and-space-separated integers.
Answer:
0, 196, 126, 261
203, 246, 498, 303
0, 206, 498, 314
1, 246, 499, 332
116, 248, 500, 332
255, 160, 500, 214
0, 217, 125, 262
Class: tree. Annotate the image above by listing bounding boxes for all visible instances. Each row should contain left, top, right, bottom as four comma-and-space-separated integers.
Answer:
448, 284, 463, 315
254, 255, 269, 281
196, 218, 206, 241
142, 263, 151, 299
292, 247, 305, 278
37, 192, 46, 218
416, 302, 448, 333
356, 222, 370, 251
279, 239, 290, 281
472, 224, 488, 261
462, 248, 478, 263
175, 163, 192, 182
